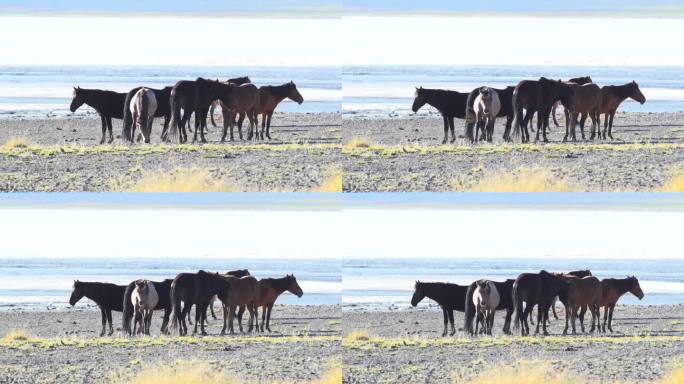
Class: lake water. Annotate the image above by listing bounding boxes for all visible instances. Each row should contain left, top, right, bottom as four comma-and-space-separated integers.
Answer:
343, 258, 684, 310
0, 65, 340, 119
343, 66, 684, 118
0, 258, 341, 310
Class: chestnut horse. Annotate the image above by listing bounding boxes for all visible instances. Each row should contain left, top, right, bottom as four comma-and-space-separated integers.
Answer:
217, 275, 259, 335
239, 274, 303, 333
511, 78, 575, 143
209, 76, 252, 127
591, 276, 644, 333
70, 87, 127, 144
560, 275, 601, 335
412, 87, 470, 144
552, 76, 593, 127
565, 83, 602, 141
257, 82, 304, 140
220, 83, 260, 142
599, 81, 646, 139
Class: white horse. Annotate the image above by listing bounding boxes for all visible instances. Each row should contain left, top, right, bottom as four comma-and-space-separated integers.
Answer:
131, 279, 159, 335
472, 280, 500, 335
129, 87, 158, 143
474, 87, 501, 142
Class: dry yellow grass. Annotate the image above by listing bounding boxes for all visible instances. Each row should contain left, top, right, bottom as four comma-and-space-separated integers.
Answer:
2, 137, 30, 149
453, 361, 577, 384
313, 168, 343, 192
342, 138, 372, 151
344, 330, 371, 342
113, 168, 242, 192
1, 330, 30, 342
660, 167, 684, 192
458, 167, 583, 192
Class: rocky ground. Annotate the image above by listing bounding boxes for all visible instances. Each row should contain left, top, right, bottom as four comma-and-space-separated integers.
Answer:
0, 305, 341, 383
342, 304, 684, 383
0, 112, 341, 191
343, 112, 684, 191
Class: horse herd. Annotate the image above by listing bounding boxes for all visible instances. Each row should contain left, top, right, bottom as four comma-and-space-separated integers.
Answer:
69, 76, 304, 144
412, 76, 647, 144
411, 270, 644, 337
68, 269, 303, 337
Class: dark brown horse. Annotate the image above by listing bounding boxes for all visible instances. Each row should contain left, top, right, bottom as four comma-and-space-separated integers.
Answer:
464, 279, 515, 335
122, 86, 172, 142
560, 275, 602, 334
122, 278, 174, 336
239, 274, 303, 332
163, 78, 234, 143
465, 86, 515, 142
599, 82, 646, 139
511, 78, 575, 143
217, 275, 259, 335
552, 76, 593, 127
169, 270, 231, 336
68, 280, 127, 336
565, 83, 602, 141
209, 76, 252, 127
541, 269, 592, 324
512, 270, 570, 336
410, 281, 469, 336
256, 82, 304, 140
220, 83, 260, 142
204, 269, 251, 322
591, 276, 644, 333
69, 87, 127, 144
412, 87, 470, 144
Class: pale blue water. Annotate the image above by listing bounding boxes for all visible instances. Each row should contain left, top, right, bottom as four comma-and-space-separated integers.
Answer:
343, 66, 684, 117
344, 258, 684, 310
0, 258, 341, 310
0, 65, 340, 118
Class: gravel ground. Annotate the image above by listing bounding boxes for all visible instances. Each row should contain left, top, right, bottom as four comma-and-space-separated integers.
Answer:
0, 305, 341, 383
342, 304, 684, 383
343, 112, 684, 191
0, 112, 341, 192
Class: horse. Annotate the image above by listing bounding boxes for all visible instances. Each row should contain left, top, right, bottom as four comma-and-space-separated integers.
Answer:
464, 279, 514, 335
544, 269, 593, 323
412, 87, 470, 144
591, 276, 644, 333
131, 279, 159, 335
204, 269, 251, 323
256, 81, 304, 140
511, 78, 575, 143
560, 275, 601, 335
472, 280, 500, 335
209, 76, 252, 127
410, 281, 469, 337
123, 279, 173, 336
239, 274, 304, 333
163, 78, 234, 143
69, 87, 127, 144
169, 270, 232, 336
466, 86, 515, 142
564, 83, 602, 141
512, 270, 570, 336
68, 280, 127, 336
598, 81, 646, 139
217, 275, 259, 335
129, 88, 158, 144
122, 86, 172, 143
472, 87, 501, 143
551, 76, 593, 127
220, 83, 260, 142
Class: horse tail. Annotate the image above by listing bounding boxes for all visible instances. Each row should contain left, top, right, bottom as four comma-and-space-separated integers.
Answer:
139, 89, 149, 141
465, 89, 478, 141
122, 281, 135, 335
165, 89, 180, 142
511, 89, 521, 139
169, 281, 180, 333
512, 282, 522, 331
210, 101, 218, 127
122, 88, 136, 142
464, 281, 477, 335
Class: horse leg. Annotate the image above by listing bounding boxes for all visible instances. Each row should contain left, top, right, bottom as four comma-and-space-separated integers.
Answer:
448, 117, 456, 143
161, 309, 170, 334
261, 305, 267, 332
229, 305, 237, 334
608, 112, 616, 140
503, 309, 512, 335
441, 115, 448, 144
99, 308, 107, 337
448, 310, 455, 336
441, 307, 448, 337
237, 305, 245, 330
247, 304, 255, 332
266, 113, 273, 140
474, 309, 479, 336
608, 304, 615, 333
105, 117, 114, 144
252, 305, 259, 332
266, 303, 274, 332
106, 310, 114, 336
220, 304, 228, 335
503, 115, 513, 142
199, 304, 208, 336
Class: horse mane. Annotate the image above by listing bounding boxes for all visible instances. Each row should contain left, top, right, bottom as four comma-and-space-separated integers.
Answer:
270, 276, 291, 292
269, 83, 293, 100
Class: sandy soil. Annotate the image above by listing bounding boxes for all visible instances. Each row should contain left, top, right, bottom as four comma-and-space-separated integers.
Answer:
0, 305, 341, 383
342, 304, 684, 383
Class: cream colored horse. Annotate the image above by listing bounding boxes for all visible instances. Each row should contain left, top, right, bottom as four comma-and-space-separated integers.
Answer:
474, 87, 501, 142
129, 87, 158, 143
131, 279, 159, 335
473, 280, 500, 335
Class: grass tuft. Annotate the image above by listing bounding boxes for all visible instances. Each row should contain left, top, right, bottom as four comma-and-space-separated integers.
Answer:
344, 330, 371, 342
1, 330, 30, 342
113, 168, 242, 192
343, 138, 372, 151
661, 167, 684, 192
459, 167, 583, 192
453, 361, 576, 384
313, 168, 343, 192
3, 137, 31, 149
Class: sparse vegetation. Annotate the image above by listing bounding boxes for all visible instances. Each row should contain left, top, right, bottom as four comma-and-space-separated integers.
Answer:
459, 167, 583, 192
313, 168, 343, 192
112, 168, 243, 192
1, 330, 30, 342
344, 330, 371, 342
661, 167, 684, 192
2, 137, 30, 150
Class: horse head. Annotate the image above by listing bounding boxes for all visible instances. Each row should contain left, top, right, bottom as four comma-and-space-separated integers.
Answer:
70, 87, 86, 112
412, 87, 426, 113
629, 81, 646, 104
287, 81, 304, 105
411, 281, 425, 306
628, 276, 644, 299
69, 280, 84, 306
286, 274, 304, 298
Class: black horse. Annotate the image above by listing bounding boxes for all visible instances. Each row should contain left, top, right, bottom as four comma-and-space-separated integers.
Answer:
70, 87, 127, 144
411, 87, 470, 144
410, 281, 469, 336
122, 86, 173, 142
465, 86, 515, 142
512, 270, 570, 336
163, 78, 235, 143
511, 77, 575, 143
68, 280, 127, 336
122, 278, 174, 336
464, 279, 515, 335
169, 270, 232, 336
